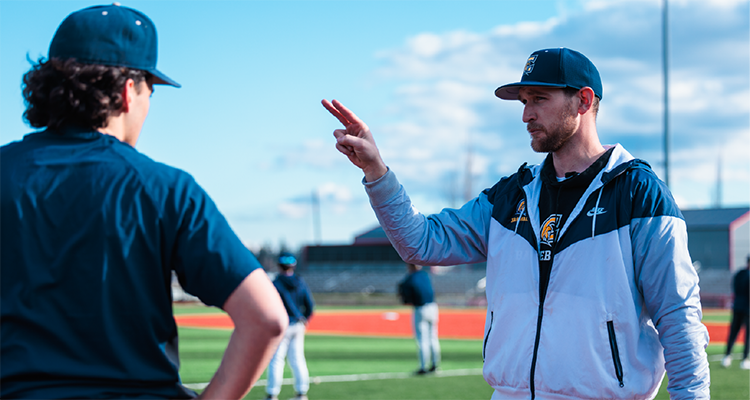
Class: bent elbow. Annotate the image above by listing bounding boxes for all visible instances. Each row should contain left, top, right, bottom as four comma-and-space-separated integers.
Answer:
266, 311, 288, 338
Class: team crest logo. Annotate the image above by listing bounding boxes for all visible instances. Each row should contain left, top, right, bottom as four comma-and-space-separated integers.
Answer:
540, 214, 561, 246
524, 55, 538, 76
516, 199, 526, 215
510, 199, 528, 224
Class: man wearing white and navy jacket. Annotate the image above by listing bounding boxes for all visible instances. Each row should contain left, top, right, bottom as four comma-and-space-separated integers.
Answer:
323, 48, 709, 400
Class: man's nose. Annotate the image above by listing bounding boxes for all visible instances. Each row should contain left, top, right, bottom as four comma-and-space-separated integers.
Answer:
522, 105, 535, 123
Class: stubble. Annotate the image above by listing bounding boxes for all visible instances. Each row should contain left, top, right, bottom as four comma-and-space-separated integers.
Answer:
529, 99, 579, 153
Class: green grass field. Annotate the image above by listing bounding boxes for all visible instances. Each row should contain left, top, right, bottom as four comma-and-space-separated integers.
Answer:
175, 305, 749, 400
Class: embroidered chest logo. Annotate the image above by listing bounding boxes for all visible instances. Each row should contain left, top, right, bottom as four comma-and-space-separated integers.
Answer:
524, 54, 538, 76
510, 199, 529, 224
587, 207, 607, 217
540, 214, 562, 247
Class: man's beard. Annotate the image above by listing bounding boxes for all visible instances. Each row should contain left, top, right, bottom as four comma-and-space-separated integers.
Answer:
528, 100, 578, 153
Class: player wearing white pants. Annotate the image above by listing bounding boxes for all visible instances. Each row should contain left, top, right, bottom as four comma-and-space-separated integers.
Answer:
398, 263, 441, 374
266, 321, 310, 397
414, 302, 441, 371
265, 253, 314, 400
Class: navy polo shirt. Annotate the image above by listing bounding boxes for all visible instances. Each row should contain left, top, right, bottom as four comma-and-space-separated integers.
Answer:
0, 128, 261, 399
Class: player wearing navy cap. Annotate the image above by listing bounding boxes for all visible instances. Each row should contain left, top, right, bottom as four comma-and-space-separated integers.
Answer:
323, 48, 709, 399
1, 4, 287, 399
265, 253, 315, 400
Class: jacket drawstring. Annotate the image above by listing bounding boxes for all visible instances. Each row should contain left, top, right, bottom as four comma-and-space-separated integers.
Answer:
515, 207, 523, 234
592, 188, 603, 239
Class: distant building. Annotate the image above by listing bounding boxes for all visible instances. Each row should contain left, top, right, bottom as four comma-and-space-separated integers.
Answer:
301, 226, 485, 272
682, 207, 749, 308
300, 226, 485, 298
300, 226, 404, 272
682, 207, 749, 273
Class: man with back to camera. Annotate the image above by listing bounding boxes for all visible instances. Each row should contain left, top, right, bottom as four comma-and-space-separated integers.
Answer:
0, 4, 287, 399
722, 255, 750, 369
323, 47, 710, 399
398, 263, 441, 375
265, 252, 314, 400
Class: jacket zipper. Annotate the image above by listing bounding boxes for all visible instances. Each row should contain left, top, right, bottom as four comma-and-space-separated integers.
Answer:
529, 304, 544, 399
530, 188, 560, 400
483, 311, 493, 361
607, 320, 625, 388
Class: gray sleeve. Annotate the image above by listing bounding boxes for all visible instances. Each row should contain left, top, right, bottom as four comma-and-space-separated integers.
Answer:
631, 215, 710, 399
364, 168, 491, 266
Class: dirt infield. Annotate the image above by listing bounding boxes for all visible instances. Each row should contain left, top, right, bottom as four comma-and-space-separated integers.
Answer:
174, 309, 740, 344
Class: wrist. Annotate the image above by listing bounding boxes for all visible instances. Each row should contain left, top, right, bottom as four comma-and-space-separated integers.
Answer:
363, 162, 388, 183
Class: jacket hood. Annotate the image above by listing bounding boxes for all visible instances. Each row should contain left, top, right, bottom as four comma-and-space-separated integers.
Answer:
276, 273, 301, 290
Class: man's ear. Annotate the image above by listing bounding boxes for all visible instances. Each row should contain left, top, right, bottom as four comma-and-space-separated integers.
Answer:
578, 87, 595, 114
120, 79, 135, 113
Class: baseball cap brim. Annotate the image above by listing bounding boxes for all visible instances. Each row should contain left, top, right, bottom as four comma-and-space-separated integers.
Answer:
494, 81, 566, 100
150, 69, 181, 88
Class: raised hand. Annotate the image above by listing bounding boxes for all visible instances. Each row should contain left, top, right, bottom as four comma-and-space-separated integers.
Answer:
322, 99, 388, 182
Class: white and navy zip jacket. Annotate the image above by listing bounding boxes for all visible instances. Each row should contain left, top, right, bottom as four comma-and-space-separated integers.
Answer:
364, 144, 709, 400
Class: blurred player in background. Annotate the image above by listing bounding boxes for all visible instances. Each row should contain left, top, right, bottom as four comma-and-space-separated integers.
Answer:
0, 4, 287, 399
398, 263, 441, 375
265, 253, 315, 400
722, 255, 750, 369
323, 47, 709, 399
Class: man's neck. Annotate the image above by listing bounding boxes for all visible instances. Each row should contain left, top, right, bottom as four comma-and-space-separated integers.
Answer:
550, 125, 605, 177
98, 113, 140, 147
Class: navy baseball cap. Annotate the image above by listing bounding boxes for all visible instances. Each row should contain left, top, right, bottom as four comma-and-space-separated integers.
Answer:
278, 253, 297, 268
495, 48, 600, 100
49, 3, 180, 88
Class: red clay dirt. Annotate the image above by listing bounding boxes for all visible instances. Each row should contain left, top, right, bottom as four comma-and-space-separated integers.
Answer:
174, 309, 740, 344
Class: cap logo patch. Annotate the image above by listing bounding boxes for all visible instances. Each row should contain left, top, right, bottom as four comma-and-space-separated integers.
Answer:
524, 55, 538, 76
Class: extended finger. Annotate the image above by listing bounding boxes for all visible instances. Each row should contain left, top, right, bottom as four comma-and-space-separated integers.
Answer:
322, 99, 351, 127
331, 100, 366, 127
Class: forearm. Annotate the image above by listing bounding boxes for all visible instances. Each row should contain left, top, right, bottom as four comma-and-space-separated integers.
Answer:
199, 321, 284, 399
199, 269, 287, 399
364, 169, 490, 266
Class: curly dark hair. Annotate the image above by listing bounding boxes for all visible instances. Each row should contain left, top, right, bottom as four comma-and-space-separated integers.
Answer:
22, 57, 150, 130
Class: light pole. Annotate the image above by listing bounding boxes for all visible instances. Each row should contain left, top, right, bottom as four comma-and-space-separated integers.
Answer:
662, 0, 670, 187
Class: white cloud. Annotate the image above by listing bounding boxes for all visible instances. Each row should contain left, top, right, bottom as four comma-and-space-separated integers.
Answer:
408, 33, 443, 58
317, 182, 353, 203
278, 201, 308, 219
491, 18, 561, 38
277, 138, 341, 169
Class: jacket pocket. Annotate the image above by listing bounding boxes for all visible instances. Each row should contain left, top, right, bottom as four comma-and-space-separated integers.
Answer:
606, 320, 625, 388
483, 311, 494, 361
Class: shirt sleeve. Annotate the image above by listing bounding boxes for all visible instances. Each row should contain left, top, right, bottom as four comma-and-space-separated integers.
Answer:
629, 173, 710, 399
364, 168, 492, 266
170, 176, 261, 308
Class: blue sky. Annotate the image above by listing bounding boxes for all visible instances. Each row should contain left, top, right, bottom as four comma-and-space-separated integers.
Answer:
1, 0, 748, 252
